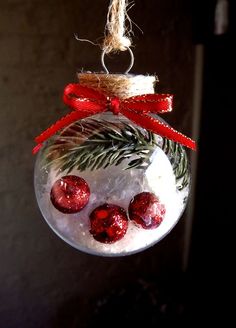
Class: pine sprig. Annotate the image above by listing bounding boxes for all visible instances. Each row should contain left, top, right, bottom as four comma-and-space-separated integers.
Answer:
162, 138, 190, 190
43, 119, 156, 174
42, 119, 190, 191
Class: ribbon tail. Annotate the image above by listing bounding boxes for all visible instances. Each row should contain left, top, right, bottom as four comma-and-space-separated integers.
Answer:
32, 143, 44, 155
122, 109, 196, 151
33, 110, 93, 154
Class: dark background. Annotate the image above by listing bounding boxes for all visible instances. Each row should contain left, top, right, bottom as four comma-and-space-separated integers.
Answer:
0, 0, 234, 327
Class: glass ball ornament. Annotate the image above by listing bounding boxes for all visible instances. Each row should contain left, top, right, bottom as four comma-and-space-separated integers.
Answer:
34, 112, 190, 256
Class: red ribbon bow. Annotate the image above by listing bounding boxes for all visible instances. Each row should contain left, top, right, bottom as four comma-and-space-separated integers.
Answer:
33, 83, 196, 154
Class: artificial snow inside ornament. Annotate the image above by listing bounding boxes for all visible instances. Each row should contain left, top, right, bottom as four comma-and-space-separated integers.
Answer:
34, 72, 195, 256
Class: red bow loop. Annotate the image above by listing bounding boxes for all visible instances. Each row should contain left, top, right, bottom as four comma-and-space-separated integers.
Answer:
63, 83, 106, 103
33, 83, 196, 154
124, 94, 173, 114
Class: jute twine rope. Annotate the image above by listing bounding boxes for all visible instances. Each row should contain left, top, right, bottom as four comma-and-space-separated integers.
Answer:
103, 0, 133, 54
77, 73, 157, 99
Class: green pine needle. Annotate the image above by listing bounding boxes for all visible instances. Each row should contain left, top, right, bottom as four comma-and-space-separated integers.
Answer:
162, 138, 190, 190
43, 119, 156, 174
42, 118, 189, 191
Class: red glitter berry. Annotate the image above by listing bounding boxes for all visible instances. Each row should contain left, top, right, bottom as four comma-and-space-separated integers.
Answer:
50, 175, 90, 214
89, 204, 128, 243
128, 192, 165, 229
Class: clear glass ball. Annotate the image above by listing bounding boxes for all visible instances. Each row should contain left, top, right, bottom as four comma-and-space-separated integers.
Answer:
34, 113, 190, 256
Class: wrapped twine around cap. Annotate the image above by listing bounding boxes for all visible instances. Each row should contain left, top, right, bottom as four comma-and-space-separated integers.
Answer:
103, 0, 132, 54
78, 73, 157, 99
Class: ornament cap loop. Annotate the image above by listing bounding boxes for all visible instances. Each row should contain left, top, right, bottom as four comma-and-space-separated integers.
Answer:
101, 47, 134, 74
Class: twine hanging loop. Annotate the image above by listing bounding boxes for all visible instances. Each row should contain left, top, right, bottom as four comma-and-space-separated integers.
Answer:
102, 0, 133, 54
